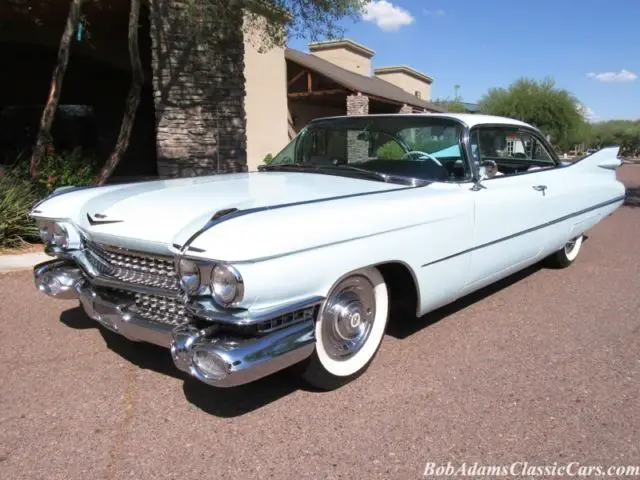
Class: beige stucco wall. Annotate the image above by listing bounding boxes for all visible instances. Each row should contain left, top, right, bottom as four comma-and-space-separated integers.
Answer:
375, 71, 432, 101
242, 20, 289, 171
309, 48, 371, 76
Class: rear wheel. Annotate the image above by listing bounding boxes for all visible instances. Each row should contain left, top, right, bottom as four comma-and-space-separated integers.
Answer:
297, 267, 389, 390
545, 235, 584, 268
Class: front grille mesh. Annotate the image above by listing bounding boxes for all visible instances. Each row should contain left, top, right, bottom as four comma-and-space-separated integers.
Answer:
86, 241, 179, 292
128, 293, 191, 327
256, 306, 317, 334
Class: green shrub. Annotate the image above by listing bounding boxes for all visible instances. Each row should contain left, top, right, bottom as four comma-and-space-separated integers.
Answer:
263, 153, 274, 165
10, 147, 99, 197
376, 139, 457, 159
0, 172, 39, 249
376, 141, 405, 160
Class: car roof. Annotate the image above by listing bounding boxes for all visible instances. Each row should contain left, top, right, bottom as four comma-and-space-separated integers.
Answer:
312, 113, 536, 130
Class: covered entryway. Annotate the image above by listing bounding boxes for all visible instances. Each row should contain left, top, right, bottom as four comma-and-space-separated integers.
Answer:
285, 48, 444, 138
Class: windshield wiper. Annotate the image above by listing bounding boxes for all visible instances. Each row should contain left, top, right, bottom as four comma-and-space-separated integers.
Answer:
259, 163, 389, 183
318, 164, 390, 183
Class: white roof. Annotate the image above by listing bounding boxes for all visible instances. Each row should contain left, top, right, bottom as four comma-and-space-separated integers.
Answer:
421, 113, 533, 129
319, 113, 536, 130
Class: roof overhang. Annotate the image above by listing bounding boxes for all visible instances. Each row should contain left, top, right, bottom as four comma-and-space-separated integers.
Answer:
308, 39, 375, 59
374, 65, 434, 84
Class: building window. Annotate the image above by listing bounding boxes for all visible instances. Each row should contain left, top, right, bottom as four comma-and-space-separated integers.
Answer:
415, 91, 421, 98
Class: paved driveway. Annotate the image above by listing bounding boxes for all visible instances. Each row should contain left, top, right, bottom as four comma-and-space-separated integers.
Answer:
1, 167, 639, 480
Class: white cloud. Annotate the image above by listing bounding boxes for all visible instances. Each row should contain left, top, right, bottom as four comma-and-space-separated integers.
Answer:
424, 9, 445, 17
362, 1, 415, 32
586, 69, 638, 83
579, 104, 599, 122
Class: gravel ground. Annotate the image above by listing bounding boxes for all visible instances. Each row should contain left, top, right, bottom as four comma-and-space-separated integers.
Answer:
1, 167, 639, 480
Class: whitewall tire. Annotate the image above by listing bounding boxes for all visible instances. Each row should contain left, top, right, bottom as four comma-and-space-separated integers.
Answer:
297, 267, 389, 390
546, 235, 584, 268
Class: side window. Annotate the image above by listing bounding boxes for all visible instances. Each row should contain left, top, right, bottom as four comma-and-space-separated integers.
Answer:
475, 127, 556, 179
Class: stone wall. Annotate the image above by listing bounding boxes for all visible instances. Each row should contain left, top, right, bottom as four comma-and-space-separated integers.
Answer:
346, 94, 369, 116
346, 94, 369, 162
149, 0, 247, 177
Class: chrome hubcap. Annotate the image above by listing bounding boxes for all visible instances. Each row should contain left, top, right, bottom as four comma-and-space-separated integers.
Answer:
321, 275, 376, 360
564, 237, 579, 255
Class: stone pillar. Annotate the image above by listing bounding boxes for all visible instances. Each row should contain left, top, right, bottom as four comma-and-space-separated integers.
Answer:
149, 0, 247, 177
399, 104, 413, 114
346, 94, 369, 162
346, 93, 369, 116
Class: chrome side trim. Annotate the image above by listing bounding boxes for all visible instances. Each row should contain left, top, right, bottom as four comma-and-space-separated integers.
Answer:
421, 195, 626, 268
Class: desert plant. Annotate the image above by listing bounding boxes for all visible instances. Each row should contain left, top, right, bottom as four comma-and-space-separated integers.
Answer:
0, 172, 40, 249
263, 153, 274, 165
11, 147, 98, 196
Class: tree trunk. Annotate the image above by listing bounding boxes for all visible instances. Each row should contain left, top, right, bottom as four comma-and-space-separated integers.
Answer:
97, 0, 143, 185
29, 0, 84, 179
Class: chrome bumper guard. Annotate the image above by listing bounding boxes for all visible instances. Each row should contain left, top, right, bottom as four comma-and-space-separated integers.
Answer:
34, 259, 318, 387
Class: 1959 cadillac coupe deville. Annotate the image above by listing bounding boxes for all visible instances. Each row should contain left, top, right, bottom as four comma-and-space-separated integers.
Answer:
31, 114, 625, 390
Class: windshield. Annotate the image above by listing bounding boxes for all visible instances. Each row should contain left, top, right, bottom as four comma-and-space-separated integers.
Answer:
269, 116, 467, 183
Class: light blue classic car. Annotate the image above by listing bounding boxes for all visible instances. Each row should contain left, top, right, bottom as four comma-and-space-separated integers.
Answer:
32, 114, 625, 391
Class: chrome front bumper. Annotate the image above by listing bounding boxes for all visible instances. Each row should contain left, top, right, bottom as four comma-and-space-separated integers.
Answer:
34, 259, 318, 387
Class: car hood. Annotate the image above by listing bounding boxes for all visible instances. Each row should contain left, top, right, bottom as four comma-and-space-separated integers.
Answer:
32, 172, 406, 254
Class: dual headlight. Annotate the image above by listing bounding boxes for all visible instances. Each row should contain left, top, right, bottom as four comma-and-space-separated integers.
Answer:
177, 258, 244, 307
37, 220, 82, 250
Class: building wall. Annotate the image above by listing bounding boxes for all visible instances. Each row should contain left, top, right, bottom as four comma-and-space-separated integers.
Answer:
309, 48, 371, 76
374, 71, 432, 101
243, 18, 289, 171
149, 0, 247, 177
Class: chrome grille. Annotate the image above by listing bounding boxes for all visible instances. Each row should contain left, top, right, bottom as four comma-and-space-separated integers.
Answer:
86, 241, 179, 291
256, 306, 317, 334
128, 293, 191, 327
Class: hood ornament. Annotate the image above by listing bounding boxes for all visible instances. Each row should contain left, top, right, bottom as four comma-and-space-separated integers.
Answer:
86, 213, 124, 226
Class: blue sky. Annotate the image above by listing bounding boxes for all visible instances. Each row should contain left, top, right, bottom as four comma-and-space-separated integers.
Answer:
287, 0, 640, 121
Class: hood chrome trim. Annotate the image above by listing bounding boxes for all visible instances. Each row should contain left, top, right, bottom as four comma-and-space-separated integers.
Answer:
176, 185, 421, 253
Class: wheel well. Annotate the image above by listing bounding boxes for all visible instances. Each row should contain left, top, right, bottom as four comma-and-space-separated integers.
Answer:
375, 262, 418, 320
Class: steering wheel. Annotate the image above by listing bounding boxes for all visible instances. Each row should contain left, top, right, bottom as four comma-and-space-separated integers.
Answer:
402, 151, 443, 167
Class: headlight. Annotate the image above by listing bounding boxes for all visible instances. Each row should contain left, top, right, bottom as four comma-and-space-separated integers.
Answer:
38, 220, 54, 244
37, 220, 81, 250
211, 264, 243, 306
52, 223, 69, 248
178, 258, 201, 294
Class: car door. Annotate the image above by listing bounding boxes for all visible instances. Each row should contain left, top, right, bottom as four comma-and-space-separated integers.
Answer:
464, 126, 560, 291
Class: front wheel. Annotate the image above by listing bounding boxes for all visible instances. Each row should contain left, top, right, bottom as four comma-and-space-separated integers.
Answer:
545, 235, 584, 269
297, 267, 389, 390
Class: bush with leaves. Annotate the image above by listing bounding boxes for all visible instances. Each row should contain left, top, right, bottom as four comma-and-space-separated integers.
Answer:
0, 171, 40, 249
10, 147, 99, 197
478, 77, 588, 152
263, 153, 274, 165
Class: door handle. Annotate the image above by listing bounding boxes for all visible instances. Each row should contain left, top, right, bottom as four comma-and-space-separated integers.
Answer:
532, 185, 547, 196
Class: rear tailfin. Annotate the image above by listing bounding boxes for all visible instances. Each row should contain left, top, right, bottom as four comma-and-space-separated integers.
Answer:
572, 146, 622, 171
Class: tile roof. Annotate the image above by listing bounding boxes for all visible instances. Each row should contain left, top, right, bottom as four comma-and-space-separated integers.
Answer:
285, 48, 445, 112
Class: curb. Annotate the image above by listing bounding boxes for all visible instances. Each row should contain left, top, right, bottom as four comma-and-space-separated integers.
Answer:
0, 252, 51, 274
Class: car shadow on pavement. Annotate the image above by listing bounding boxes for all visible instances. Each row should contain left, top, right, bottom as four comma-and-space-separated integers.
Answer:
386, 263, 543, 340
624, 187, 640, 207
59, 262, 544, 415
60, 306, 300, 417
